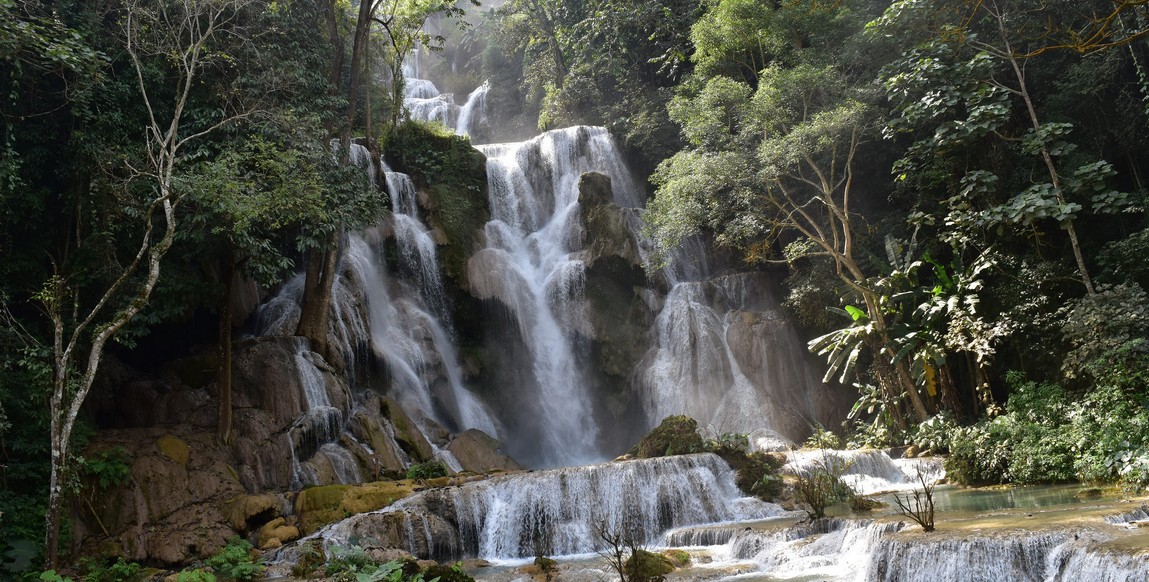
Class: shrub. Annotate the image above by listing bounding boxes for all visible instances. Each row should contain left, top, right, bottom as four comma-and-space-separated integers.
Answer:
176, 570, 217, 582
998, 376, 1075, 483
205, 537, 261, 581
82, 557, 142, 582
945, 420, 1010, 485
405, 461, 448, 481
734, 452, 785, 501
704, 432, 749, 457
892, 466, 936, 532
324, 544, 377, 579
803, 425, 841, 450
792, 453, 852, 520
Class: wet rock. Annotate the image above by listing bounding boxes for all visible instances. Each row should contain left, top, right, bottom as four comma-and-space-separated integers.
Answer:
446, 429, 524, 473
294, 481, 416, 534
384, 397, 435, 463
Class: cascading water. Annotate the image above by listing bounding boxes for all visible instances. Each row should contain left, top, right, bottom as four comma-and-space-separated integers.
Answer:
310, 453, 785, 561
466, 126, 643, 467
785, 449, 946, 495
637, 272, 843, 443
342, 234, 499, 441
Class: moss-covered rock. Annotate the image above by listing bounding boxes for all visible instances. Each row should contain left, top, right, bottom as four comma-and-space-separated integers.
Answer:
222, 493, 283, 532
155, 435, 190, 468
719, 450, 786, 501
631, 416, 705, 458
383, 397, 434, 463
294, 481, 416, 534
661, 549, 691, 568
445, 429, 524, 473
624, 549, 675, 581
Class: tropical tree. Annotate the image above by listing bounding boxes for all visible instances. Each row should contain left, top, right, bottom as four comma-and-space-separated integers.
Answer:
36, 0, 259, 566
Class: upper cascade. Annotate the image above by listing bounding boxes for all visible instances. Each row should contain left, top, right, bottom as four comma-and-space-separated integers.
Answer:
466, 126, 643, 467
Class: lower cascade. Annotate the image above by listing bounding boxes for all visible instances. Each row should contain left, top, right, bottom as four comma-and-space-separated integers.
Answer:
306, 453, 784, 561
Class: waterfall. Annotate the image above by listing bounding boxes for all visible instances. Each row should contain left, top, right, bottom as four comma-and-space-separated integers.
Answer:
730, 519, 905, 580
784, 449, 946, 496
864, 530, 1149, 582
455, 81, 489, 138
314, 453, 785, 561
468, 126, 642, 467
342, 235, 499, 439
637, 272, 836, 442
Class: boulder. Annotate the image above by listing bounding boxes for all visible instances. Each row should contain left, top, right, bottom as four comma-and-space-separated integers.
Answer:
384, 397, 435, 463
294, 481, 416, 534
631, 416, 704, 458
257, 517, 300, 549
445, 430, 524, 473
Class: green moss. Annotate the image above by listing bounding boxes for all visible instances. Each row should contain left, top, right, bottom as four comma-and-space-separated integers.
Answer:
660, 549, 691, 568
295, 484, 351, 513
631, 415, 704, 458
294, 482, 413, 533
533, 556, 558, 573
156, 435, 190, 468
382, 121, 489, 283
723, 451, 786, 501
624, 549, 674, 580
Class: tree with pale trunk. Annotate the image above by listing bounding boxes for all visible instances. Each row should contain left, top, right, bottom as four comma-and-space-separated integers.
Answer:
41, 0, 257, 567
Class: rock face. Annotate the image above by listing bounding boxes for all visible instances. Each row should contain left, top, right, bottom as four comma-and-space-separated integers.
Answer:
445, 429, 524, 473
74, 429, 246, 565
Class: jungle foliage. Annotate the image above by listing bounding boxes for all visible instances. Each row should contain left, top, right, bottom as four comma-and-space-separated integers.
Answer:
0, 0, 474, 569
489, 0, 1149, 491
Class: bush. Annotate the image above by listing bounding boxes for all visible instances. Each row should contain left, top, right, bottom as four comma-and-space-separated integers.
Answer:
82, 557, 142, 582
998, 376, 1075, 483
703, 432, 749, 457
945, 421, 1010, 485
176, 570, 216, 582
792, 453, 853, 520
205, 537, 261, 581
731, 452, 785, 501
324, 544, 378, 579
405, 461, 448, 481
803, 425, 842, 450
947, 368, 1149, 490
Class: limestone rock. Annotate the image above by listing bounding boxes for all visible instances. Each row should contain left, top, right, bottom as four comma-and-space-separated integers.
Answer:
336, 509, 457, 559
446, 429, 524, 473
384, 397, 435, 463
294, 481, 416, 534
257, 517, 300, 549
223, 493, 284, 532
578, 172, 644, 270
631, 416, 704, 458
74, 428, 246, 566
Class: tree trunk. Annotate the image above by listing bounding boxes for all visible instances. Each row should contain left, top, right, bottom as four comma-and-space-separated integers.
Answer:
217, 251, 236, 445
296, 232, 341, 361
995, 5, 1095, 295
